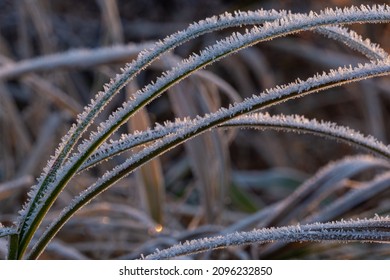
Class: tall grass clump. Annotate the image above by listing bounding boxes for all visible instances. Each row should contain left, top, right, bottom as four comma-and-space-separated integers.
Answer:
1, 4, 390, 259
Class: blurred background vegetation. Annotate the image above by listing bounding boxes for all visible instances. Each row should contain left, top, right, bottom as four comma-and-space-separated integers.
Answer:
0, 0, 389, 259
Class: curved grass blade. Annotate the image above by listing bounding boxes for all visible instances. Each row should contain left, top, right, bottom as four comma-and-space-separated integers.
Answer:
306, 172, 390, 223
143, 216, 390, 259
315, 25, 389, 60
220, 155, 390, 235
17, 5, 390, 258
60, 6, 390, 189
263, 155, 390, 227
224, 113, 390, 160
256, 162, 390, 258
14, 8, 287, 258
80, 112, 390, 172
27, 58, 390, 259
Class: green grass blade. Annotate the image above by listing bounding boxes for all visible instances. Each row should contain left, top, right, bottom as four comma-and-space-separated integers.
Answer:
14, 8, 286, 258
26, 58, 390, 259
18, 4, 390, 258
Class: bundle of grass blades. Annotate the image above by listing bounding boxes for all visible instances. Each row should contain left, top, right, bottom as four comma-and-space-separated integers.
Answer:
0, 1, 390, 260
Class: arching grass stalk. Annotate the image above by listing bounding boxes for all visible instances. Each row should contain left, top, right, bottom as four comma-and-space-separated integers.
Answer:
15, 8, 287, 258
27, 59, 390, 259
79, 112, 390, 172
143, 216, 390, 259
7, 4, 389, 259
15, 9, 287, 252
16, 6, 390, 259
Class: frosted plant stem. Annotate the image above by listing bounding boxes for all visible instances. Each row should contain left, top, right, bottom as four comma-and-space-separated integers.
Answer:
81, 112, 390, 171
27, 58, 390, 259
143, 217, 390, 259
18, 5, 390, 259
315, 26, 389, 60
0, 12, 386, 82
79, 123, 186, 171
223, 113, 390, 159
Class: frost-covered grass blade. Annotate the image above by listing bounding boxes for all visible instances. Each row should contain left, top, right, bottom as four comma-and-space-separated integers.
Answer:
4, 4, 390, 260
26, 57, 390, 259
143, 216, 390, 259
